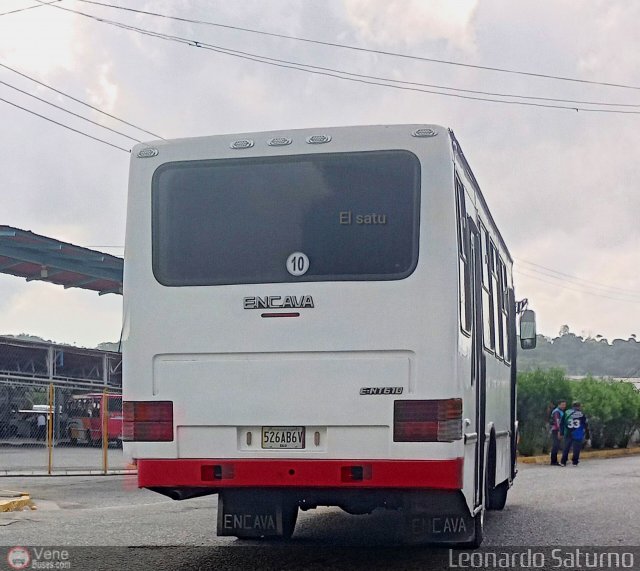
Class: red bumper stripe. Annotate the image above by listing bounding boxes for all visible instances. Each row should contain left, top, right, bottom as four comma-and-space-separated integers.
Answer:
137, 458, 463, 490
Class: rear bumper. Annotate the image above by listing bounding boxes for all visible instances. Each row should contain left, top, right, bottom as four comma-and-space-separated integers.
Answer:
138, 458, 463, 490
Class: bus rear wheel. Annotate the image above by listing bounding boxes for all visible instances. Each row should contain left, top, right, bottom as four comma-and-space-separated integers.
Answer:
488, 481, 509, 511
469, 508, 484, 548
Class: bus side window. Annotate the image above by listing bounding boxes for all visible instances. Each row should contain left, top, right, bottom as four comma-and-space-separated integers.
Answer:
455, 176, 472, 335
480, 223, 495, 352
490, 242, 504, 359
499, 258, 510, 363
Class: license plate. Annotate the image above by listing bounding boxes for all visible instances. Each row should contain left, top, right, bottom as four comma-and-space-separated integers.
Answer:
261, 426, 305, 449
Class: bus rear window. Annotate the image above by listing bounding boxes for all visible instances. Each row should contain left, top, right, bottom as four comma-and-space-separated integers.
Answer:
152, 150, 420, 285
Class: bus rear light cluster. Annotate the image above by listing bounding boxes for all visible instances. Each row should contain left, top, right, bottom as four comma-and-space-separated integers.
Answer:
393, 399, 463, 442
123, 401, 173, 442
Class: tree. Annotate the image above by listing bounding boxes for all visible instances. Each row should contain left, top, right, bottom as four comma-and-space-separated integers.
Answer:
516, 371, 640, 454
517, 369, 573, 455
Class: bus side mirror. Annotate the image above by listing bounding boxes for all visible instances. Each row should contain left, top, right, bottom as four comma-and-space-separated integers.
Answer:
519, 309, 537, 350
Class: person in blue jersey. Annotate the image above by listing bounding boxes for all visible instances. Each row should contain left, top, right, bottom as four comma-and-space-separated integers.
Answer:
549, 399, 567, 466
561, 402, 589, 466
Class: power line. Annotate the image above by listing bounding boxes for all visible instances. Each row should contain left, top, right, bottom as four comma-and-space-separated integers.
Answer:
516, 258, 640, 296
0, 78, 141, 143
153, 41, 640, 114
51, 3, 640, 108
514, 268, 640, 304
146, 38, 640, 110
0, 61, 164, 139
0, 95, 130, 152
528, 266, 640, 298
36, 2, 640, 115
71, 0, 640, 93
0, 0, 59, 17
191, 44, 640, 114
515, 265, 640, 300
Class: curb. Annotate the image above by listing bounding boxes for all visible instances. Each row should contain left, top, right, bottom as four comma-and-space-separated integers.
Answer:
0, 490, 33, 512
519, 446, 640, 464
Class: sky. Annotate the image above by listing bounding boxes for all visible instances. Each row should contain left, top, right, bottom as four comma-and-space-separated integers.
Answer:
1, 0, 639, 347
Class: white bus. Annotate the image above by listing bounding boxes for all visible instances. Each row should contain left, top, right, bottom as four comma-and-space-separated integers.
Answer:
123, 124, 536, 547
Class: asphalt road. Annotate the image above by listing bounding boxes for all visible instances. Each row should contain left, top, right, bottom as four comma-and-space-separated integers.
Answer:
1, 456, 638, 570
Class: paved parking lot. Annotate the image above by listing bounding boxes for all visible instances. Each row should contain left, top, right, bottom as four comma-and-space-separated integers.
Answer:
1, 456, 638, 569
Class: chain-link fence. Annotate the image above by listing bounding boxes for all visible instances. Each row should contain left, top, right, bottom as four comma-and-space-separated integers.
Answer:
0, 336, 128, 475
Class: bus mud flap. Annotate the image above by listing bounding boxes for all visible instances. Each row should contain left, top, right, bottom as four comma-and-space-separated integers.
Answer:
402, 491, 475, 545
217, 490, 285, 538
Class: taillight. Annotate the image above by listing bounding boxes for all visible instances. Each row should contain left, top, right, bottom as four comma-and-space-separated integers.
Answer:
123, 401, 173, 442
393, 399, 462, 442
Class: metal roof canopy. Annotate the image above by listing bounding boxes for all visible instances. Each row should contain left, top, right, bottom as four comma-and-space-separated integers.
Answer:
0, 335, 122, 391
0, 226, 123, 295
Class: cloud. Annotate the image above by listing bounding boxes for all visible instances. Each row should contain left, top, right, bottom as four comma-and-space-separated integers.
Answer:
342, 0, 479, 52
87, 64, 119, 114
0, 3, 78, 76
0, 277, 122, 348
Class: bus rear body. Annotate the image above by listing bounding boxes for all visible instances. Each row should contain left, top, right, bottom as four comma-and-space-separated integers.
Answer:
123, 125, 521, 546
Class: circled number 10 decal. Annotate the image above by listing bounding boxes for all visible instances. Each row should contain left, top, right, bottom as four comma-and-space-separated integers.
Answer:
287, 252, 309, 276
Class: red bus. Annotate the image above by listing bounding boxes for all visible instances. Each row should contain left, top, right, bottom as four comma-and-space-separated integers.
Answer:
67, 393, 123, 446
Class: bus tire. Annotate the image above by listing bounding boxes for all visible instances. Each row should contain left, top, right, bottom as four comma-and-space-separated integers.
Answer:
485, 434, 498, 510
488, 481, 508, 511
511, 424, 519, 481
282, 503, 298, 539
471, 508, 484, 548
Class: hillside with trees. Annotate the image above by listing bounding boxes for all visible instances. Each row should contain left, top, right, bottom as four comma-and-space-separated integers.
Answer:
517, 326, 640, 377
